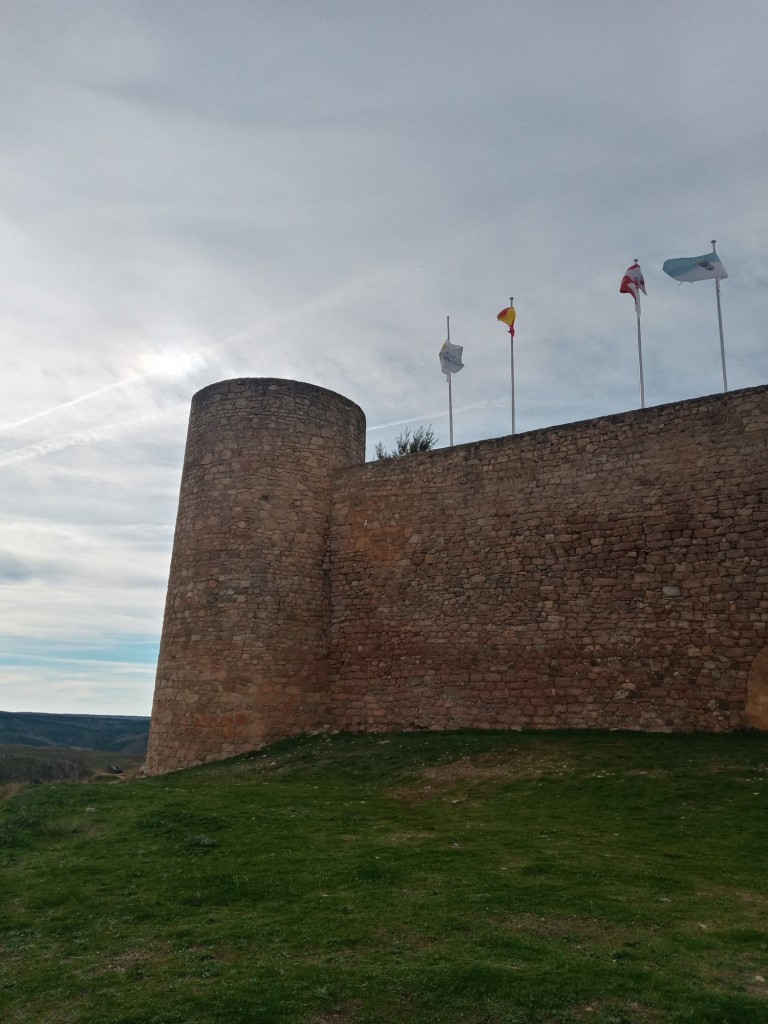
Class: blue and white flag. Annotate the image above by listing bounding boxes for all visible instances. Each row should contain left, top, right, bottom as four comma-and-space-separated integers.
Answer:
439, 339, 464, 377
662, 249, 728, 283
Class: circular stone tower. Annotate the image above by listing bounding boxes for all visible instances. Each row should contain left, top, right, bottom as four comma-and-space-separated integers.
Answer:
145, 378, 366, 774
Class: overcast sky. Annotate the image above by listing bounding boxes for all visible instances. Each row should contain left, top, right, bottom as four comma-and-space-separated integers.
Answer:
1, 0, 766, 717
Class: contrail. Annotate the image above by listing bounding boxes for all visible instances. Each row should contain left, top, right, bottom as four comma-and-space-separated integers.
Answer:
368, 409, 448, 432
1, 373, 148, 431
0, 408, 180, 468
369, 397, 508, 433
1, 269, 387, 436
0, 393, 508, 465
1, 257, 469, 465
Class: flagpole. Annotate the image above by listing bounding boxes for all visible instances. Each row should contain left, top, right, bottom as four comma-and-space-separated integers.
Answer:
447, 315, 454, 446
712, 239, 728, 392
636, 308, 645, 409
509, 296, 515, 435
634, 259, 645, 409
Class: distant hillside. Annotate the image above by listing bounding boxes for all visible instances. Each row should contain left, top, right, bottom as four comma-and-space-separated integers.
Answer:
0, 711, 150, 755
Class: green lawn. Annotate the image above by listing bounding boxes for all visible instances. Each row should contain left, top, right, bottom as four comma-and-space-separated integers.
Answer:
1, 729, 767, 1023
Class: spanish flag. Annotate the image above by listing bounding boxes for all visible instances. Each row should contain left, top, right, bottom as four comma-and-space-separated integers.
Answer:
497, 304, 516, 337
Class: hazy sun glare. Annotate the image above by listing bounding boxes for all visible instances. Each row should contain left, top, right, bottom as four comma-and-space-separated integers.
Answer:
141, 349, 205, 379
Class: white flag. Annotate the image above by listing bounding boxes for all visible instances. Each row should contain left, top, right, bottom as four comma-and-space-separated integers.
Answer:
439, 339, 464, 377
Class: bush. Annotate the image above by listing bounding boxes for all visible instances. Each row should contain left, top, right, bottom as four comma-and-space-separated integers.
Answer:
374, 426, 437, 459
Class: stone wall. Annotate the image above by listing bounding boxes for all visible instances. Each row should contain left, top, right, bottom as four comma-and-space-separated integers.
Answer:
329, 386, 768, 735
145, 379, 366, 773
146, 380, 768, 774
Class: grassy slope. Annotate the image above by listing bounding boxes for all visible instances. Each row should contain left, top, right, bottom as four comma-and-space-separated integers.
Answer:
1, 729, 767, 1024
0, 744, 146, 786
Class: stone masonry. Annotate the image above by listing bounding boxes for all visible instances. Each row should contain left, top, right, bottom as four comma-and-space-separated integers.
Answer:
145, 379, 366, 774
146, 378, 768, 774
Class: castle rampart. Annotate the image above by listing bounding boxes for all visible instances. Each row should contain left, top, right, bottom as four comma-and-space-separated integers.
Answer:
145, 378, 366, 774
146, 379, 768, 774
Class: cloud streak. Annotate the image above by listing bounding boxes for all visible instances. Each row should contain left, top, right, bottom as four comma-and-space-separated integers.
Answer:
0, 373, 149, 432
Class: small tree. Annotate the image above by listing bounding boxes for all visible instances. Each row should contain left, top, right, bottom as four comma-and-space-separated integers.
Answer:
374, 425, 437, 460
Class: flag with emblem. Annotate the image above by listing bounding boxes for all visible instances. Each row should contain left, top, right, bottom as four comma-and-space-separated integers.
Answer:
439, 338, 464, 378
620, 261, 646, 314
662, 249, 728, 283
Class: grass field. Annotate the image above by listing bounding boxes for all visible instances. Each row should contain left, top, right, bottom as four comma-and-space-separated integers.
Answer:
1, 729, 767, 1023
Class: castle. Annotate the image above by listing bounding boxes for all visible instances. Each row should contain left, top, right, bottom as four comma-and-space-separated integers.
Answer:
145, 377, 768, 774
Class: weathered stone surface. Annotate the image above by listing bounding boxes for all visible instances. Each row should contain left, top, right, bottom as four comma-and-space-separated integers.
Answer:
144, 378, 366, 774
746, 647, 768, 729
146, 380, 768, 774
329, 385, 768, 738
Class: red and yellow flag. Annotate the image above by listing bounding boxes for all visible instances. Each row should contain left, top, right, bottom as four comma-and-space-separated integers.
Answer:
497, 305, 516, 337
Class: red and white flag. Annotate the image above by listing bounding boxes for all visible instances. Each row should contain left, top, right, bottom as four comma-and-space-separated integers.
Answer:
620, 261, 646, 314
